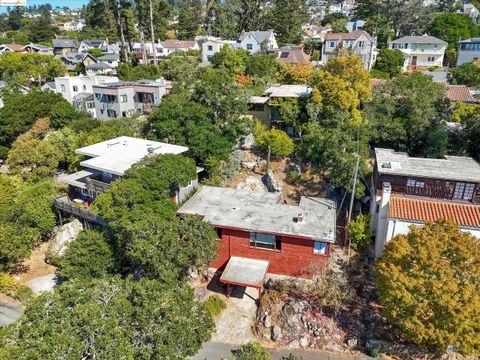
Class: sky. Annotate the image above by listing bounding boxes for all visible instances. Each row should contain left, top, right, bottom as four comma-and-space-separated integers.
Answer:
0, 0, 89, 12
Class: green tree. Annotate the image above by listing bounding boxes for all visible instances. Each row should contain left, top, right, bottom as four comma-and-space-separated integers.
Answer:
376, 221, 480, 355
331, 18, 348, 33
0, 277, 215, 359
211, 45, 250, 76
269, 0, 308, 45
374, 48, 404, 78
0, 224, 37, 271
429, 13, 479, 65
26, 6, 58, 43
0, 52, 66, 86
117, 63, 163, 81
453, 62, 480, 87
0, 90, 80, 147
233, 342, 271, 360
177, 0, 203, 40
348, 214, 372, 248
364, 72, 449, 157
253, 120, 294, 157
60, 230, 115, 280
134, 0, 172, 41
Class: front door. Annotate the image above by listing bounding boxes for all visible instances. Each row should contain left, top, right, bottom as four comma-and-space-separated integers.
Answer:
412, 56, 417, 66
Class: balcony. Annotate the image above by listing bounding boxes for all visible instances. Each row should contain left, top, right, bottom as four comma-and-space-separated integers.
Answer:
86, 177, 111, 194
54, 195, 106, 226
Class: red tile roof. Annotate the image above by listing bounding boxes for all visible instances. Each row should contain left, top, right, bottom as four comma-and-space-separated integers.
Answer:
447, 85, 478, 103
388, 196, 480, 228
324, 30, 373, 42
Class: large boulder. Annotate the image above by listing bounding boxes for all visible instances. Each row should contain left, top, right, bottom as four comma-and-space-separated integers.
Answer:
263, 169, 282, 193
26, 273, 58, 294
47, 219, 83, 257
271, 325, 282, 341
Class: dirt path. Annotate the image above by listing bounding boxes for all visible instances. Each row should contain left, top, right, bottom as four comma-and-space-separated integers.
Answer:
14, 242, 56, 285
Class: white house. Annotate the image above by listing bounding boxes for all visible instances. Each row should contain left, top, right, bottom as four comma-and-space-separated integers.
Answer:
55, 75, 119, 117
97, 54, 120, 69
201, 37, 236, 63
322, 30, 377, 70
57, 136, 201, 207
78, 39, 107, 53
157, 40, 199, 58
459, 3, 480, 24
456, 38, 480, 66
0, 43, 24, 54
370, 148, 480, 258
92, 79, 172, 121
388, 35, 447, 71
237, 30, 278, 55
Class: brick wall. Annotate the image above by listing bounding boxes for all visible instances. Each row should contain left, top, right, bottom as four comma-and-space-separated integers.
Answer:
211, 227, 330, 278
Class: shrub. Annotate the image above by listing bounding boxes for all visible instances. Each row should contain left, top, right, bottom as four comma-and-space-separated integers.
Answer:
232, 342, 271, 360
203, 295, 226, 317
348, 214, 372, 248
0, 272, 17, 295
287, 170, 301, 185
0, 145, 8, 160
16, 285, 33, 304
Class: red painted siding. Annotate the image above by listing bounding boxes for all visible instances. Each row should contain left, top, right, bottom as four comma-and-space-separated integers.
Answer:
211, 227, 330, 278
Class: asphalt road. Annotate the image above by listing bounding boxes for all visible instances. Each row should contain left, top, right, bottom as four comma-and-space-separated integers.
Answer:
0, 301, 23, 327
194, 342, 373, 360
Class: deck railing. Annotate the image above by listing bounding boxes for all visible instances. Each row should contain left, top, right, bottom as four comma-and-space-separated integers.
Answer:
54, 195, 106, 226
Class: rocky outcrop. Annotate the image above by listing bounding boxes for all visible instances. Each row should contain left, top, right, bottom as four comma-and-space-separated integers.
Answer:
47, 219, 83, 257
263, 169, 282, 193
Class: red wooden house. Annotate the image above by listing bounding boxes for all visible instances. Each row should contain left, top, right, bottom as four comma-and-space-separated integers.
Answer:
177, 186, 337, 283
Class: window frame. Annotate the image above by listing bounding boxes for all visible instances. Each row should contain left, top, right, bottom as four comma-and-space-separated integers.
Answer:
313, 241, 328, 256
249, 232, 281, 252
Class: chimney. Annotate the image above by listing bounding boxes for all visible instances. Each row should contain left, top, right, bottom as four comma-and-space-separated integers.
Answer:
375, 182, 392, 258
297, 213, 304, 223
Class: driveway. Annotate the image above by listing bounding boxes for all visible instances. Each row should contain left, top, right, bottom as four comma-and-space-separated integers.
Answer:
208, 281, 258, 344
0, 301, 23, 327
195, 342, 373, 360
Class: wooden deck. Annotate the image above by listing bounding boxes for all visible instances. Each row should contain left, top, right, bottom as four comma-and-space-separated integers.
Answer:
53, 195, 106, 226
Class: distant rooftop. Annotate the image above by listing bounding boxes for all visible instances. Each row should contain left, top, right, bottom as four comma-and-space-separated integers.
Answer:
264, 84, 312, 98
77, 136, 188, 176
375, 148, 480, 183
177, 186, 336, 242
52, 39, 78, 48
459, 37, 480, 44
390, 35, 447, 45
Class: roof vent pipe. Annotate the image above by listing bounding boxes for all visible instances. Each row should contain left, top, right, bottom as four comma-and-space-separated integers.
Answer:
297, 213, 304, 223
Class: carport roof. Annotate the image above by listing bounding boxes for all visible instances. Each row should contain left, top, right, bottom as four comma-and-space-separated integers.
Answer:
220, 257, 269, 288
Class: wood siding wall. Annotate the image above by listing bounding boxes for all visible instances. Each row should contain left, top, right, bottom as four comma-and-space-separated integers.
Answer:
211, 227, 330, 278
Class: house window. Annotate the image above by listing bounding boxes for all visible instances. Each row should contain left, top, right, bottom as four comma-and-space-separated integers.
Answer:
358, 41, 365, 48
73, 85, 78, 92
120, 94, 127, 103
313, 241, 328, 255
453, 182, 476, 200
428, 57, 435, 62
107, 109, 117, 118
407, 179, 425, 188
61, 84, 66, 92
249, 232, 281, 251
83, 85, 87, 90
86, 102, 94, 109
330, 41, 335, 48
216, 227, 222, 240
207, 45, 213, 51
247, 44, 253, 50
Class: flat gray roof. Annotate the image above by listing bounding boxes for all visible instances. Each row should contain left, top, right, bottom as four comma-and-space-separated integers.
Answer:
220, 257, 269, 287
375, 148, 480, 183
77, 136, 188, 176
390, 35, 447, 45
57, 169, 99, 189
264, 85, 312, 98
249, 96, 269, 104
177, 186, 336, 242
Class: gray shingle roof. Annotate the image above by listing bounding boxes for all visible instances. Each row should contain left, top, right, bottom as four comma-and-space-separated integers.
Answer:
375, 148, 480, 183
52, 39, 78, 48
390, 35, 447, 45
239, 30, 274, 44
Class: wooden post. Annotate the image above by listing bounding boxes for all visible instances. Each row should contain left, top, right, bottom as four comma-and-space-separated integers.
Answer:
57, 210, 63, 226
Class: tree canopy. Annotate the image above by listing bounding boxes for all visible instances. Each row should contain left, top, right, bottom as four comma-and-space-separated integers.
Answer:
376, 221, 480, 354
0, 277, 214, 359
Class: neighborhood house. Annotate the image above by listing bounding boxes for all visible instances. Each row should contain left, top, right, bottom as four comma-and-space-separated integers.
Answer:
370, 148, 480, 258
177, 186, 336, 279
56, 137, 200, 224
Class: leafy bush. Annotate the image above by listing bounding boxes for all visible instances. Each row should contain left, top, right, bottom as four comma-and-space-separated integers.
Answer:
287, 170, 301, 185
232, 342, 271, 360
203, 295, 226, 317
16, 285, 33, 304
348, 214, 372, 248
0, 145, 8, 160
0, 272, 17, 295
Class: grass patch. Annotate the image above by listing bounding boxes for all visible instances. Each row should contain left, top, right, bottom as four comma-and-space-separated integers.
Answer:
204, 295, 226, 317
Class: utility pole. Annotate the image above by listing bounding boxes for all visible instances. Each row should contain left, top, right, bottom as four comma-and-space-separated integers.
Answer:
346, 151, 360, 263
149, 0, 157, 66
